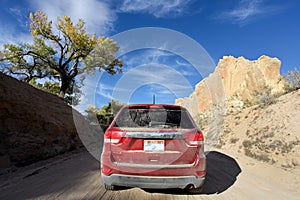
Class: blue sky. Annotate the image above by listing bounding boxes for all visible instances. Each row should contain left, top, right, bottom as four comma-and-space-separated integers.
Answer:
1, 0, 300, 110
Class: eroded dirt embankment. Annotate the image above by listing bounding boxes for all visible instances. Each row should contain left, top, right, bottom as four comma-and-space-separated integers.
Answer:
0, 73, 96, 169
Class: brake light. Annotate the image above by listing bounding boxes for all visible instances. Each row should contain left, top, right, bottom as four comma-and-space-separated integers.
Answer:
104, 129, 126, 144
101, 166, 112, 176
196, 171, 206, 177
104, 130, 111, 143
186, 131, 204, 146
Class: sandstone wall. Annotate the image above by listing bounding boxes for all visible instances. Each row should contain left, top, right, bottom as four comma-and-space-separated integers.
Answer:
175, 55, 284, 118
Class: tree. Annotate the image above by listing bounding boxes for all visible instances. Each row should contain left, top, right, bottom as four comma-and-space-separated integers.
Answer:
97, 100, 125, 125
85, 100, 125, 125
0, 10, 122, 99
85, 105, 100, 123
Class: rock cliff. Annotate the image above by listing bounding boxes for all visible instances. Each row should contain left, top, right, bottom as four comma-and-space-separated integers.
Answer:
175, 55, 284, 117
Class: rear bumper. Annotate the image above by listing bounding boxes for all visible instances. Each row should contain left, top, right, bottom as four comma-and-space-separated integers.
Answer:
102, 174, 205, 189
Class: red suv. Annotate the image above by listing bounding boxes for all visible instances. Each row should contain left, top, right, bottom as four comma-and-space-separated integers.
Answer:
101, 104, 206, 193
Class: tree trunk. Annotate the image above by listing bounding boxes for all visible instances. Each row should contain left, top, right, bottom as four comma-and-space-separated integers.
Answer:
59, 77, 69, 99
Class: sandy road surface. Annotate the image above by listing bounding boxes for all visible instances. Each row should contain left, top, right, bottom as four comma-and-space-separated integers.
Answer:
0, 149, 299, 200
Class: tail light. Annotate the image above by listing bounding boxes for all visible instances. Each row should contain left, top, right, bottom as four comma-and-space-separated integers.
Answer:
196, 170, 206, 177
104, 128, 126, 144
185, 130, 204, 146
101, 165, 112, 175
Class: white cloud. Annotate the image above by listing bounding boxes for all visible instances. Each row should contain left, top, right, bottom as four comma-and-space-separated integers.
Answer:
8, 8, 28, 27
96, 82, 131, 99
0, 25, 32, 48
175, 59, 191, 67
112, 63, 194, 103
217, 0, 285, 25
118, 0, 193, 18
0, 7, 32, 47
97, 83, 114, 99
174, 60, 195, 76
2, 0, 197, 48
92, 60, 195, 104
1, 0, 116, 49
121, 49, 198, 77
81, 63, 193, 105
122, 49, 173, 70
228, 0, 263, 22
29, 0, 116, 34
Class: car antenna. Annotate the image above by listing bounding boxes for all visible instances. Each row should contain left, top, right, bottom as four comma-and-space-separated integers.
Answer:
153, 94, 156, 104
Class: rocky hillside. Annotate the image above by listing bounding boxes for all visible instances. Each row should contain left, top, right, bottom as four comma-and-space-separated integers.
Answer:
214, 90, 300, 169
0, 73, 97, 169
175, 55, 284, 117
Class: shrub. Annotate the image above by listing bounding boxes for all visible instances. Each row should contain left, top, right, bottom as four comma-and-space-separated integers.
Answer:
253, 85, 277, 106
197, 114, 210, 130
282, 68, 300, 93
244, 148, 253, 157
230, 137, 239, 144
242, 140, 252, 148
243, 99, 255, 107
244, 149, 271, 163
256, 154, 271, 162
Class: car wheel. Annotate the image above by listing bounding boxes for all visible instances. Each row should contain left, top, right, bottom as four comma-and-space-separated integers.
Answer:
104, 184, 115, 190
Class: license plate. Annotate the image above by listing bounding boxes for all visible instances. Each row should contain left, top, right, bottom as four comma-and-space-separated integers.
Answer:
144, 140, 164, 152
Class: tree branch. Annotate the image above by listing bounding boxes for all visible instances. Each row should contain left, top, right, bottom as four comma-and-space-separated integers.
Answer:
25, 51, 58, 72
68, 59, 79, 79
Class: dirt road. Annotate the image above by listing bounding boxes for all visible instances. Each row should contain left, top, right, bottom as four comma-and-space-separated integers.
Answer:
0, 149, 299, 200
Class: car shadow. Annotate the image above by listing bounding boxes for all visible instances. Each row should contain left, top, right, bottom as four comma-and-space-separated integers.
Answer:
201, 151, 242, 194
140, 150, 242, 195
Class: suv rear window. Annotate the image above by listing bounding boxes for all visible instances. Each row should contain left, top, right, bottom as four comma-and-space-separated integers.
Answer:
114, 106, 195, 129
